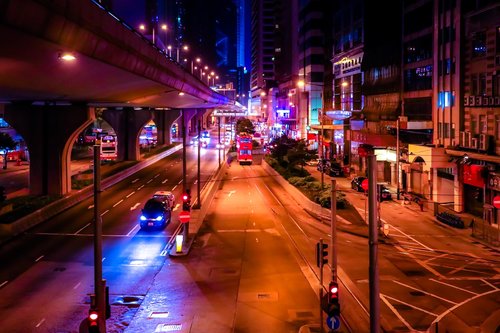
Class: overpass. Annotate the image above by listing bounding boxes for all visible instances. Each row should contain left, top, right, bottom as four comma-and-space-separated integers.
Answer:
0, 0, 243, 195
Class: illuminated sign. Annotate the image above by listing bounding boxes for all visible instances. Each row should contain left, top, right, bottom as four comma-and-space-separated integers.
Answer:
326, 110, 352, 120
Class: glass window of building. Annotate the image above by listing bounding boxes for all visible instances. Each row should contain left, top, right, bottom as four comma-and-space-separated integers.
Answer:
472, 31, 487, 57
479, 115, 487, 133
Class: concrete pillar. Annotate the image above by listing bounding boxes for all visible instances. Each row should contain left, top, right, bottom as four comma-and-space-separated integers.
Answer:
153, 109, 181, 145
4, 103, 95, 195
180, 109, 198, 136
102, 108, 153, 161
390, 162, 396, 185
454, 166, 464, 212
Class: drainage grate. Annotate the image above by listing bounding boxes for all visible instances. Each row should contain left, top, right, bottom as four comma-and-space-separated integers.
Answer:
155, 324, 182, 332
149, 311, 169, 319
257, 293, 271, 299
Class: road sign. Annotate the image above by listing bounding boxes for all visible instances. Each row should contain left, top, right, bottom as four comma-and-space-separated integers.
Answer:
361, 179, 369, 192
326, 315, 341, 330
179, 211, 190, 223
493, 196, 500, 209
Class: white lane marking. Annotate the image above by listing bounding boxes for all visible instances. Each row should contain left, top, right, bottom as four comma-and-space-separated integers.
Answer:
481, 279, 499, 290
137, 185, 144, 190
160, 249, 168, 256
73, 282, 81, 290
228, 190, 236, 197
147, 179, 153, 184
383, 294, 439, 316
126, 191, 135, 198
173, 203, 180, 211
101, 210, 109, 216
154, 173, 160, 178
74, 223, 90, 235
35, 255, 44, 262
0, 281, 7, 288
392, 280, 456, 304
194, 180, 198, 184
88, 205, 94, 209
387, 222, 433, 251
102, 257, 106, 262
131, 178, 139, 183
172, 185, 178, 191
380, 294, 415, 331
127, 224, 140, 237
130, 203, 141, 211
162, 178, 168, 184
178, 180, 183, 185
113, 199, 124, 207
35, 318, 46, 328
394, 244, 442, 277
429, 278, 478, 295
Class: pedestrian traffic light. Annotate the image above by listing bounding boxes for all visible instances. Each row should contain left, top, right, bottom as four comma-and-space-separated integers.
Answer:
328, 281, 340, 317
182, 192, 191, 211
315, 240, 328, 268
88, 309, 100, 333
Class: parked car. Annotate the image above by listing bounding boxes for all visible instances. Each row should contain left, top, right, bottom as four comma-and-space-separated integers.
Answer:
378, 185, 392, 201
139, 198, 171, 229
328, 162, 344, 177
351, 176, 366, 192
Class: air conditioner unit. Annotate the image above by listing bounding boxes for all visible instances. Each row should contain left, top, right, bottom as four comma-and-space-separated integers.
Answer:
469, 96, 476, 106
475, 96, 482, 106
459, 131, 466, 146
495, 97, 500, 106
479, 134, 489, 151
464, 96, 469, 106
470, 138, 478, 149
465, 131, 472, 147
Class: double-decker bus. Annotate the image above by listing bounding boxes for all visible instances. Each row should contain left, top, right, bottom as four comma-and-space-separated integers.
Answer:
100, 135, 117, 161
236, 133, 253, 165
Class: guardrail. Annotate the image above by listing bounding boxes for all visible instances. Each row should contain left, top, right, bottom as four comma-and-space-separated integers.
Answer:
0, 145, 182, 238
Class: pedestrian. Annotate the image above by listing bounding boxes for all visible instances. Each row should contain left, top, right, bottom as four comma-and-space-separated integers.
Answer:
226, 155, 232, 167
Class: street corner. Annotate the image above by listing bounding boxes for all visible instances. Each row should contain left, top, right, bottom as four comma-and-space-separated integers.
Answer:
168, 234, 196, 257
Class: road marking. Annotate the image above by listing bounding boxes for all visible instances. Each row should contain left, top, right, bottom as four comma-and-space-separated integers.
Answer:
178, 180, 183, 185
88, 205, 94, 209
162, 178, 168, 184
0, 281, 8, 288
73, 282, 81, 290
35, 255, 44, 262
102, 257, 106, 262
127, 224, 140, 237
387, 222, 433, 251
130, 203, 141, 211
383, 293, 439, 316
380, 294, 414, 331
35, 318, 46, 328
74, 223, 90, 235
113, 199, 124, 207
194, 180, 198, 184
131, 178, 139, 183
173, 203, 180, 211
429, 278, 478, 295
126, 191, 135, 198
147, 179, 153, 184
137, 185, 144, 190
228, 190, 236, 197
101, 210, 109, 216
392, 280, 456, 304
154, 173, 160, 178
172, 185, 178, 191
481, 279, 499, 290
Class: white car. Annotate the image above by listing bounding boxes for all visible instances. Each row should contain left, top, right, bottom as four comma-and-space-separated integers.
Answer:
152, 191, 175, 209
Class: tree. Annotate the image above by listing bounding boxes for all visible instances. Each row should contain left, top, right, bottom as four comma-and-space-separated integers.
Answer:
0, 132, 17, 170
235, 118, 255, 135
286, 139, 308, 170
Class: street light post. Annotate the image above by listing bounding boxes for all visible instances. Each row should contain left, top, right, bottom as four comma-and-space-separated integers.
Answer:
396, 117, 400, 200
320, 109, 324, 189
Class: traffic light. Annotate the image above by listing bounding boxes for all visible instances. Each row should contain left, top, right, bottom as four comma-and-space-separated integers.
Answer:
88, 309, 100, 333
328, 281, 340, 317
315, 240, 328, 268
182, 190, 191, 211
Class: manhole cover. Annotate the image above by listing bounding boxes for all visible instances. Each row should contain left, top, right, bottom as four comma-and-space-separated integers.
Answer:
112, 295, 144, 307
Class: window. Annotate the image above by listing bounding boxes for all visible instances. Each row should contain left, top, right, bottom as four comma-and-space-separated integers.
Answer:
479, 73, 487, 95
471, 74, 478, 95
470, 114, 477, 134
472, 31, 487, 57
479, 115, 487, 133
438, 26, 456, 44
494, 75, 500, 96
496, 115, 500, 137
438, 58, 455, 75
438, 91, 454, 107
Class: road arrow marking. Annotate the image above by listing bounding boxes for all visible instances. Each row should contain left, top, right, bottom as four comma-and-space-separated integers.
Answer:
130, 203, 141, 211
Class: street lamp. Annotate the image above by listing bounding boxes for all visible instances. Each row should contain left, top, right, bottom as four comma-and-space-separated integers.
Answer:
191, 57, 201, 75
139, 23, 167, 47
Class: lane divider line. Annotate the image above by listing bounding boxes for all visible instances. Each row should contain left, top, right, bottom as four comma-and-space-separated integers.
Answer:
100, 210, 109, 216
113, 199, 124, 207
130, 203, 141, 211
126, 191, 135, 198
74, 223, 90, 235
35, 318, 46, 328
137, 185, 144, 190
162, 179, 168, 184
35, 255, 44, 262
131, 178, 139, 183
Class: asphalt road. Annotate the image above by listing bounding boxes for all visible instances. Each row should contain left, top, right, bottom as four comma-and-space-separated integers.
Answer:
0, 144, 221, 332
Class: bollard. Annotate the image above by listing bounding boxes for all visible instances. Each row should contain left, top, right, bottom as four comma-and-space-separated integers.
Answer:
176, 234, 184, 253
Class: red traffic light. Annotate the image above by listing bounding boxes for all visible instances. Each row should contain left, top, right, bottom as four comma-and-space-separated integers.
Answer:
329, 281, 339, 302
182, 194, 189, 201
88, 310, 99, 325
330, 285, 338, 294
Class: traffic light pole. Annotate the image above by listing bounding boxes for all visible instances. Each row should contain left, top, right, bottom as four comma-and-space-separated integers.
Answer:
368, 154, 380, 333
218, 117, 221, 167
93, 145, 106, 333
182, 110, 187, 193
196, 119, 201, 209
331, 179, 337, 282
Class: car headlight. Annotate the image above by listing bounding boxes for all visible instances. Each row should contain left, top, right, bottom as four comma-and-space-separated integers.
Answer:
140, 215, 147, 221
155, 215, 163, 221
